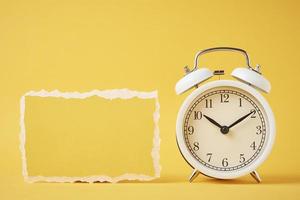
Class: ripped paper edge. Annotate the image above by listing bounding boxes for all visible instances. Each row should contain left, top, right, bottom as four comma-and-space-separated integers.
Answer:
19, 89, 161, 183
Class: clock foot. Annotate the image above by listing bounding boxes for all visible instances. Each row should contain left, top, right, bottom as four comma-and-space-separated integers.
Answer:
250, 170, 261, 183
189, 169, 200, 182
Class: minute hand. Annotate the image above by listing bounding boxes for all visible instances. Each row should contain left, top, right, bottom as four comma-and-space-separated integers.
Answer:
228, 110, 255, 129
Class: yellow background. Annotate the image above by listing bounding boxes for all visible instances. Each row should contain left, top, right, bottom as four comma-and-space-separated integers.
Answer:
1, 0, 300, 199
25, 96, 155, 177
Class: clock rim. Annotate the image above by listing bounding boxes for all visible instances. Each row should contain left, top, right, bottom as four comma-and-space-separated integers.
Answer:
176, 80, 276, 179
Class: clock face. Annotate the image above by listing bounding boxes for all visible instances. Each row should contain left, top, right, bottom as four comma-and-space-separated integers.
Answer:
183, 86, 269, 172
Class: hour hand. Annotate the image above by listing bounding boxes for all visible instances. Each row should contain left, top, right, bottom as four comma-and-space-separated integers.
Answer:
203, 114, 222, 129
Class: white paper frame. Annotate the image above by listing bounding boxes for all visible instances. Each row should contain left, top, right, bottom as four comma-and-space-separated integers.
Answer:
20, 89, 161, 183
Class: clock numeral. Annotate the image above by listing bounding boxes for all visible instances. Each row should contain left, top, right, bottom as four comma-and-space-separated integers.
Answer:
239, 153, 246, 163
206, 153, 212, 162
194, 111, 202, 120
205, 99, 213, 108
256, 125, 262, 135
193, 142, 199, 151
239, 98, 242, 107
187, 126, 194, 135
250, 109, 256, 118
250, 141, 256, 150
222, 158, 228, 167
220, 94, 229, 103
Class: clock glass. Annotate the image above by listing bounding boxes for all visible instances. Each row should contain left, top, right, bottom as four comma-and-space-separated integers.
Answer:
183, 86, 269, 172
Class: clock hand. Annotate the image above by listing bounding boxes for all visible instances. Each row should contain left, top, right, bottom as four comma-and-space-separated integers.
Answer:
203, 115, 223, 129
228, 110, 255, 129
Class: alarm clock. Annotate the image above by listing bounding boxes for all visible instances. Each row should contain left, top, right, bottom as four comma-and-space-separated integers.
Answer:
175, 47, 275, 183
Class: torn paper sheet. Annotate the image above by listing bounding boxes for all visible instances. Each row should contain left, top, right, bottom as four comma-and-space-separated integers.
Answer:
19, 89, 160, 183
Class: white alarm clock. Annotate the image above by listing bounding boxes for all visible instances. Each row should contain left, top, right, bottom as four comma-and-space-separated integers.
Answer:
175, 47, 275, 183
